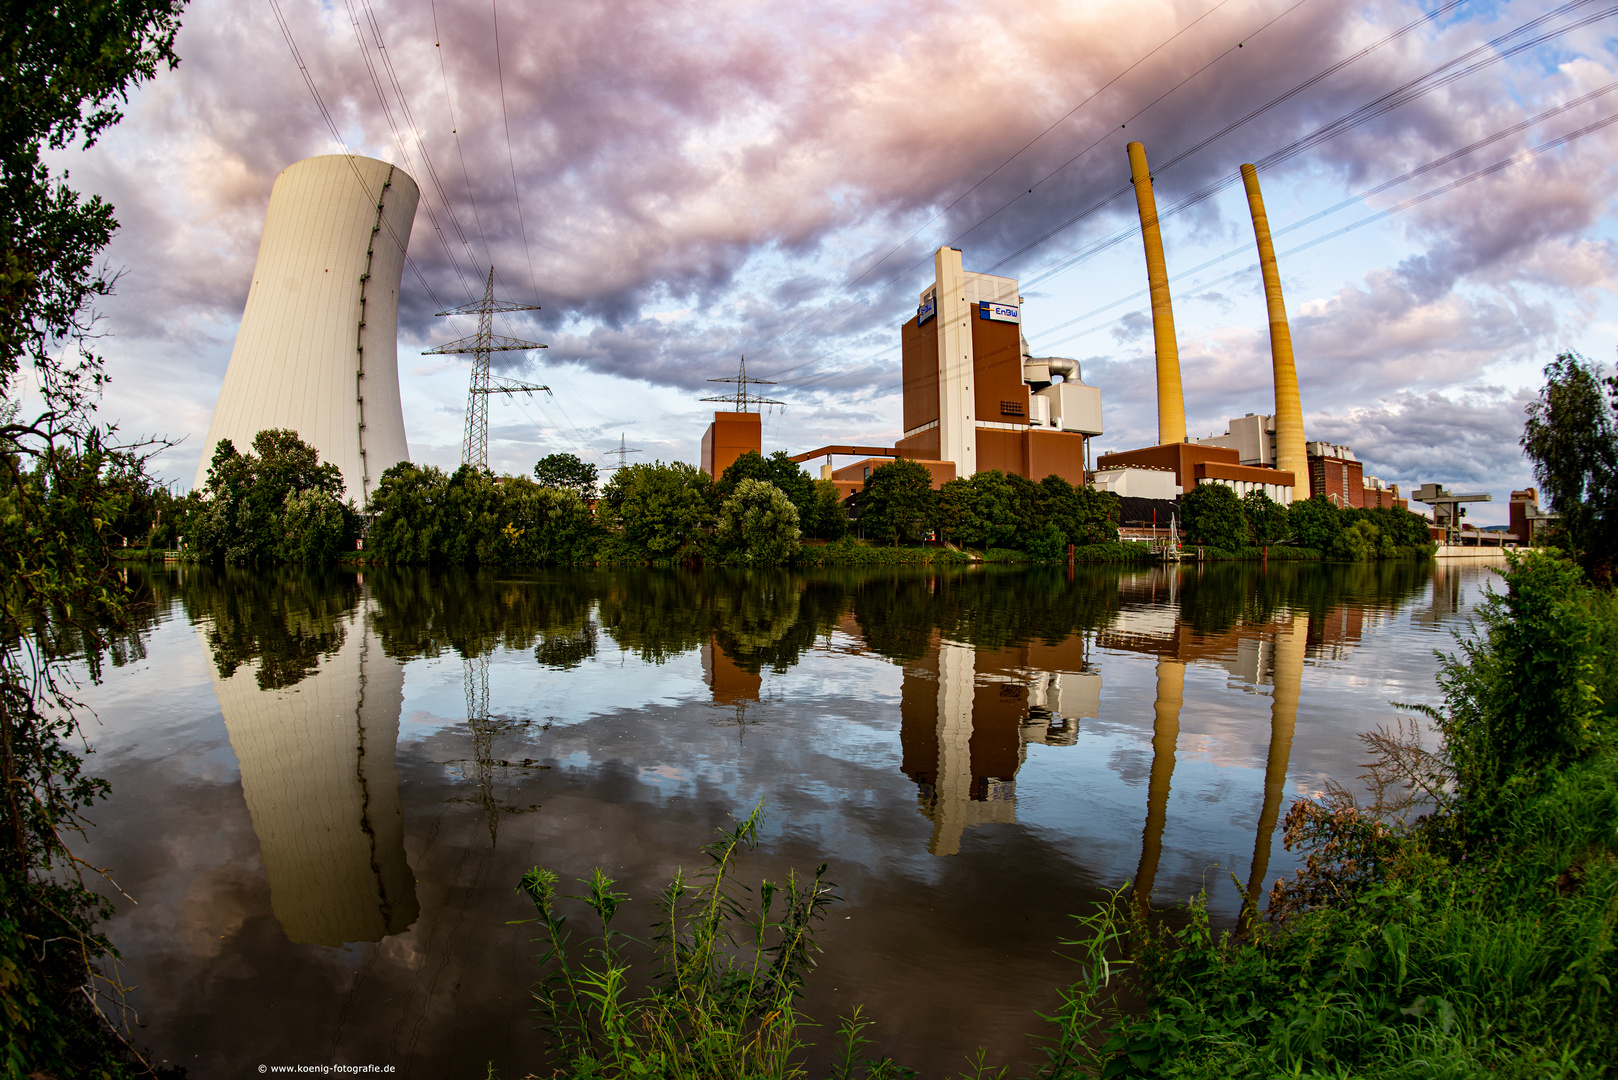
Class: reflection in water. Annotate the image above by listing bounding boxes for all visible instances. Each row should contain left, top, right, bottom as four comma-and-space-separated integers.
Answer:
202, 590, 418, 947
1134, 659, 1183, 906
85, 559, 1493, 1076
900, 634, 1102, 855
1245, 613, 1306, 918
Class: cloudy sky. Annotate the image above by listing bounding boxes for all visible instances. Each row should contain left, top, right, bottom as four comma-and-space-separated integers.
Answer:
41, 0, 1618, 523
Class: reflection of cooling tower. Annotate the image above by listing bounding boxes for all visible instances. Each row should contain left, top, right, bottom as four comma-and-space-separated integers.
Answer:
196, 155, 419, 506
206, 602, 418, 947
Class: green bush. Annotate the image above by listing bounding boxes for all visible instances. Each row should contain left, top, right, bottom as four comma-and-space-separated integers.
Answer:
717, 478, 802, 565
192, 430, 358, 564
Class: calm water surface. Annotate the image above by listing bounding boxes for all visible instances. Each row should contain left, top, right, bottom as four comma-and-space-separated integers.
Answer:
75, 560, 1501, 1077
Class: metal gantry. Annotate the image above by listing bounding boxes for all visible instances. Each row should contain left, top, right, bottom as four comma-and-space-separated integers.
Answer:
424, 267, 552, 470
699, 355, 785, 412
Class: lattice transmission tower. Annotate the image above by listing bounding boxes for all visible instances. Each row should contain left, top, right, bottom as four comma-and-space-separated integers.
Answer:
700, 355, 785, 412
424, 267, 552, 469
604, 433, 641, 472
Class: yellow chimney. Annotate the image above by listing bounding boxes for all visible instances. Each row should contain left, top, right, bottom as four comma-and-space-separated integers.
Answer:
1240, 164, 1307, 483
1127, 141, 1186, 446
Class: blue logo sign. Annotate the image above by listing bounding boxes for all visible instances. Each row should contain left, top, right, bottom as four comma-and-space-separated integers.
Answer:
917, 293, 936, 325
980, 302, 1020, 323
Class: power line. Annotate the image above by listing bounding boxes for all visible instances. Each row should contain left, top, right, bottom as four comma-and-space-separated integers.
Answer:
999, 0, 1615, 285
431, 0, 495, 270
746, 0, 1474, 376
1025, 79, 1618, 342
1032, 105, 1618, 355
491, 0, 542, 304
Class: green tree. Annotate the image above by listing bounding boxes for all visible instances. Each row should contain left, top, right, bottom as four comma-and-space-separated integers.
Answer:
1039, 475, 1120, 546
277, 489, 351, 564
1181, 483, 1248, 551
1521, 352, 1618, 574
601, 461, 715, 559
716, 450, 815, 522
717, 478, 801, 565
533, 452, 599, 501
0, 1, 189, 1073
496, 476, 596, 565
366, 461, 450, 564
1242, 489, 1290, 547
192, 429, 355, 564
1434, 552, 1618, 808
1288, 494, 1343, 552
857, 459, 934, 545
933, 477, 984, 546
804, 478, 848, 540
1331, 518, 1383, 561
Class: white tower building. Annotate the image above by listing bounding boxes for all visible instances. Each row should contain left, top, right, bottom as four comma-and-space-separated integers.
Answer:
195, 155, 419, 505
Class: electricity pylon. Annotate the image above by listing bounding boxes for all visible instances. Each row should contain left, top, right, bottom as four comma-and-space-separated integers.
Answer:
424, 267, 551, 469
700, 355, 784, 412
604, 433, 640, 473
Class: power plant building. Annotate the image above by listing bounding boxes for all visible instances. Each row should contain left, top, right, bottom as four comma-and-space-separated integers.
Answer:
895, 247, 1102, 484
195, 155, 418, 505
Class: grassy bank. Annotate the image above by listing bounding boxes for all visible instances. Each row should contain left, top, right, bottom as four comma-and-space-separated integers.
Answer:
512, 552, 1615, 1078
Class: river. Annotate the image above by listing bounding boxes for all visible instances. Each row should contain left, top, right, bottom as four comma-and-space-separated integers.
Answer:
73, 558, 1499, 1077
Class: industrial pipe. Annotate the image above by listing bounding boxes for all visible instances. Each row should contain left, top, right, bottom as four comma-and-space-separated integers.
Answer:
1240, 164, 1307, 483
1127, 142, 1187, 446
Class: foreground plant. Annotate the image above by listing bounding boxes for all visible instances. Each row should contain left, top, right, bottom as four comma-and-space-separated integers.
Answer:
519, 803, 915, 1080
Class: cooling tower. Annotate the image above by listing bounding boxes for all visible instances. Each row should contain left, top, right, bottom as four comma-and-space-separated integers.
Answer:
195, 155, 419, 506
1127, 142, 1186, 446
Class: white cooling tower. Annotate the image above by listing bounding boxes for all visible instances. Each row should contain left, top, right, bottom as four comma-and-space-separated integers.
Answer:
195, 155, 419, 505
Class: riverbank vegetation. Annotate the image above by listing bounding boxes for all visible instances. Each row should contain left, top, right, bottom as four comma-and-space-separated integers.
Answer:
1180, 482, 1436, 561
2, 0, 188, 1075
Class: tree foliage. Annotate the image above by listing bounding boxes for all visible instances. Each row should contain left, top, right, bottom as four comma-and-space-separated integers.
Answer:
1242, 489, 1289, 547
1181, 482, 1248, 551
366, 462, 594, 567
0, 1, 189, 1073
189, 429, 357, 564
1521, 352, 1618, 576
716, 478, 801, 565
857, 458, 934, 545
600, 461, 715, 560
533, 452, 599, 502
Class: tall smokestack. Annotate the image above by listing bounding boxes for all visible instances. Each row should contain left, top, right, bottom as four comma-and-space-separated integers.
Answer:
1240, 164, 1307, 483
1127, 141, 1186, 446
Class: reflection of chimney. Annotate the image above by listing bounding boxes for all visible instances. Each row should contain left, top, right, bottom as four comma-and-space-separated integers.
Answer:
1243, 614, 1306, 921
1239, 164, 1307, 482
207, 599, 418, 947
1127, 142, 1186, 446
701, 640, 761, 704
1134, 658, 1184, 908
